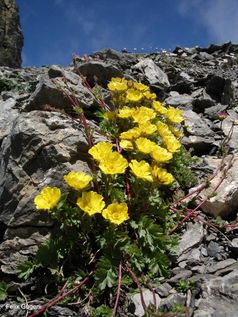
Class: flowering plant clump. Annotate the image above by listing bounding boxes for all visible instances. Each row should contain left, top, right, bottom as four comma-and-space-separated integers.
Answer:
18, 77, 196, 315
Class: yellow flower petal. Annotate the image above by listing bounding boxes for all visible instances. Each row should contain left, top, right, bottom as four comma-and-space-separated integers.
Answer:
119, 140, 134, 150
143, 91, 157, 100
163, 136, 181, 153
108, 78, 128, 92
165, 106, 184, 123
126, 89, 143, 102
129, 159, 153, 182
103, 111, 116, 120
117, 106, 134, 119
152, 166, 174, 185
88, 142, 113, 161
152, 101, 167, 114
150, 146, 173, 163
64, 171, 93, 191
99, 152, 128, 174
34, 187, 61, 210
132, 106, 156, 124
133, 82, 149, 92
138, 123, 157, 135
135, 137, 157, 154
120, 127, 141, 140
77, 191, 105, 216
102, 202, 129, 225
157, 121, 172, 137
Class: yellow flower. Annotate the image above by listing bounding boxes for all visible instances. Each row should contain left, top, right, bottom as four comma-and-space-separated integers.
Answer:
126, 89, 143, 102
129, 159, 153, 182
99, 152, 128, 174
165, 106, 183, 123
133, 82, 149, 92
119, 139, 134, 150
138, 123, 157, 135
77, 191, 105, 216
163, 136, 181, 153
143, 91, 157, 100
120, 127, 141, 140
110, 77, 128, 83
34, 187, 61, 210
152, 101, 167, 114
88, 142, 113, 161
102, 202, 129, 225
135, 137, 157, 154
132, 106, 156, 124
107, 78, 128, 92
117, 106, 134, 119
151, 166, 174, 185
150, 146, 173, 163
169, 126, 183, 138
157, 121, 172, 137
64, 171, 93, 191
103, 111, 116, 120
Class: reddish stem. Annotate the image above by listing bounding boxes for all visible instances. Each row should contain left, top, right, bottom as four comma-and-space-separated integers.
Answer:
125, 264, 147, 312
170, 155, 234, 234
27, 272, 93, 317
112, 261, 122, 317
171, 154, 228, 207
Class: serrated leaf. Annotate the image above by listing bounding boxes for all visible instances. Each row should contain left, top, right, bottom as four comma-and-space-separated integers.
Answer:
92, 304, 112, 317
16, 261, 39, 280
95, 257, 117, 290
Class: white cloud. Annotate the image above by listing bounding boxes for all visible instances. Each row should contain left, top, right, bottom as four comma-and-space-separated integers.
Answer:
178, 0, 238, 43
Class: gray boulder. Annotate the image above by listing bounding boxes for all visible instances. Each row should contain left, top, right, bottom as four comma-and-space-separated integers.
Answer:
194, 270, 238, 317
0, 110, 91, 240
75, 60, 123, 87
25, 72, 95, 112
197, 154, 238, 217
133, 58, 170, 87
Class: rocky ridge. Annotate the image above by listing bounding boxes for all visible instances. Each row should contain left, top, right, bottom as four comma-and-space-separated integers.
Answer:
0, 42, 238, 316
0, 0, 23, 68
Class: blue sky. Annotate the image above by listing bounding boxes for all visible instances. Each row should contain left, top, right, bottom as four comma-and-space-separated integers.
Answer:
17, 0, 238, 67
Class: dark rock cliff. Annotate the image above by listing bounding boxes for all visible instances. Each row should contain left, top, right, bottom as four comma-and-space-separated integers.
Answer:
0, 0, 23, 67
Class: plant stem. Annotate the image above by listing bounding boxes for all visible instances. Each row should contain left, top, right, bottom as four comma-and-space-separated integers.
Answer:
125, 263, 147, 312
112, 260, 122, 317
27, 272, 93, 317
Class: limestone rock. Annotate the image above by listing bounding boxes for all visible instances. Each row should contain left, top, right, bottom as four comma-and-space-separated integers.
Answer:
0, 232, 48, 274
165, 91, 193, 106
221, 110, 238, 150
198, 154, 238, 217
0, 0, 23, 67
133, 58, 170, 87
0, 97, 19, 141
0, 110, 90, 238
25, 73, 95, 112
183, 110, 214, 137
130, 289, 161, 317
194, 270, 238, 317
177, 222, 205, 257
75, 60, 123, 87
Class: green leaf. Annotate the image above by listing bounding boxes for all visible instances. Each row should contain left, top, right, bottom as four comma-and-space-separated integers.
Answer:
92, 304, 112, 317
36, 239, 60, 268
16, 261, 40, 280
0, 281, 8, 301
95, 257, 117, 290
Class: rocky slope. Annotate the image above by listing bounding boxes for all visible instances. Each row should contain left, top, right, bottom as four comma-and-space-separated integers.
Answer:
0, 43, 238, 316
0, 0, 23, 67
